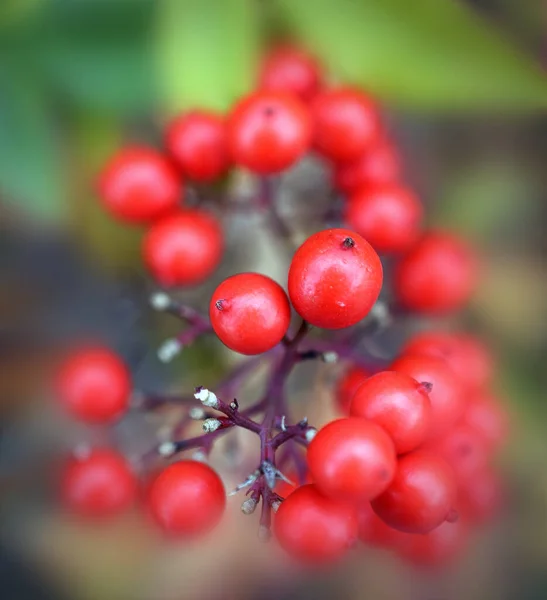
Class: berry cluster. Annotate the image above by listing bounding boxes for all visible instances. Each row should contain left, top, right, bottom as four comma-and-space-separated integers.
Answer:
53, 46, 507, 567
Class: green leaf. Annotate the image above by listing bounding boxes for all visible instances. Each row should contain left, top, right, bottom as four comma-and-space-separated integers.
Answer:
154, 0, 259, 115
277, 0, 547, 111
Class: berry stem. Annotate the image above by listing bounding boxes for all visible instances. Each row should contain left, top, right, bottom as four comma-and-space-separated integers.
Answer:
258, 176, 294, 246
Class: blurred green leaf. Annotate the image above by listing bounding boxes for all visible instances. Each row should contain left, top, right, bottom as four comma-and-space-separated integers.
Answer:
0, 0, 43, 30
154, 0, 259, 115
277, 0, 547, 111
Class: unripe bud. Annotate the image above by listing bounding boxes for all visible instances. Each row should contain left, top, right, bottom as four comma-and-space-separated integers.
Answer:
194, 387, 220, 409
202, 418, 222, 433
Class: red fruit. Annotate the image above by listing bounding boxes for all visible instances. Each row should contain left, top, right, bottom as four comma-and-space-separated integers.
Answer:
275, 470, 312, 499
371, 450, 457, 534
358, 502, 407, 548
350, 371, 432, 454
458, 467, 504, 525
227, 92, 311, 174
56, 347, 130, 424
259, 47, 321, 102
165, 111, 229, 182
148, 461, 226, 537
307, 418, 396, 501
143, 209, 223, 287
210, 273, 291, 355
61, 448, 136, 518
98, 146, 181, 223
394, 231, 479, 314
274, 484, 358, 563
311, 88, 380, 162
344, 184, 422, 254
288, 228, 383, 329
391, 354, 465, 437
462, 393, 509, 452
334, 365, 370, 413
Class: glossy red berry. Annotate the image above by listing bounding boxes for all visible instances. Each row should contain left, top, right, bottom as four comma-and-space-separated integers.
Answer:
371, 450, 457, 534
259, 47, 321, 102
56, 347, 130, 424
148, 461, 225, 537
344, 184, 422, 254
61, 448, 136, 518
288, 228, 383, 329
311, 88, 380, 162
210, 273, 291, 355
391, 354, 465, 437
458, 467, 504, 524
98, 146, 181, 223
350, 371, 432, 454
307, 418, 396, 501
165, 111, 229, 182
274, 484, 358, 563
394, 231, 479, 313
462, 393, 509, 452
227, 92, 311, 174
143, 209, 223, 287
334, 365, 370, 413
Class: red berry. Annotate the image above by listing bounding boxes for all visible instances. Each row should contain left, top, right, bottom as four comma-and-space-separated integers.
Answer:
344, 184, 422, 254
311, 88, 380, 162
165, 111, 230, 182
61, 448, 136, 518
462, 393, 509, 452
227, 92, 311, 174
394, 231, 479, 313
371, 450, 457, 534
458, 467, 504, 525
350, 371, 432, 454
210, 273, 291, 355
334, 365, 370, 413
98, 146, 181, 223
391, 354, 465, 437
148, 461, 225, 537
358, 502, 407, 548
307, 418, 396, 501
274, 484, 358, 563
56, 347, 130, 424
288, 228, 383, 329
259, 47, 321, 102
275, 470, 312, 499
143, 209, 223, 287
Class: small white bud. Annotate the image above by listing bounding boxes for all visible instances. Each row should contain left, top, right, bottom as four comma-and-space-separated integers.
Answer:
157, 338, 182, 363
192, 450, 208, 463
150, 292, 171, 311
321, 351, 339, 364
271, 499, 282, 513
305, 427, 317, 443
194, 387, 219, 409
280, 415, 287, 431
371, 301, 392, 328
158, 441, 176, 457
202, 418, 222, 433
241, 497, 258, 515
189, 407, 206, 420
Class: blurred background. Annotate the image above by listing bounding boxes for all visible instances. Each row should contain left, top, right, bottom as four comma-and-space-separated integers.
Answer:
1, 0, 547, 598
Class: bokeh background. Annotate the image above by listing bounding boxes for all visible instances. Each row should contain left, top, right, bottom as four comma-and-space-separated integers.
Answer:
1, 0, 547, 599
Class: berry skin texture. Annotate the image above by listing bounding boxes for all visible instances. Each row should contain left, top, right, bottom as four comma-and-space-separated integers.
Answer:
394, 231, 478, 314
311, 88, 380, 162
462, 393, 509, 452
307, 417, 397, 501
274, 484, 358, 563
148, 461, 225, 537
350, 371, 432, 455
371, 450, 457, 534
143, 209, 224, 287
259, 47, 321, 102
334, 365, 370, 413
391, 354, 465, 437
344, 184, 423, 254
210, 273, 291, 355
358, 502, 407, 549
165, 111, 229, 182
227, 92, 311, 174
56, 347, 130, 424
61, 448, 136, 519
98, 146, 181, 223
288, 228, 383, 329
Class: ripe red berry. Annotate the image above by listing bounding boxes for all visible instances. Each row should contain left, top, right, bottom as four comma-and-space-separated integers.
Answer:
274, 484, 358, 563
371, 450, 457, 534
458, 467, 504, 525
61, 448, 136, 518
334, 365, 370, 413
165, 111, 230, 182
350, 371, 432, 454
462, 393, 509, 452
210, 273, 291, 355
391, 354, 465, 437
344, 184, 422, 254
307, 418, 396, 501
311, 88, 380, 162
143, 209, 223, 287
98, 146, 181, 223
288, 228, 383, 329
259, 47, 321, 102
358, 502, 407, 549
394, 231, 479, 313
227, 92, 311, 174
56, 347, 130, 424
148, 461, 226, 537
